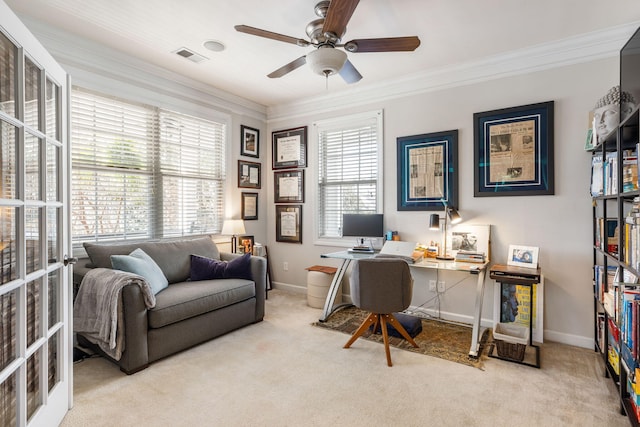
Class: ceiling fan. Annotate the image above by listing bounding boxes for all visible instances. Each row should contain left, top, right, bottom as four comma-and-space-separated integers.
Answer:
235, 0, 420, 84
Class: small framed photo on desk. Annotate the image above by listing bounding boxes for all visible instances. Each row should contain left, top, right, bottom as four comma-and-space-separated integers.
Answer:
507, 245, 539, 269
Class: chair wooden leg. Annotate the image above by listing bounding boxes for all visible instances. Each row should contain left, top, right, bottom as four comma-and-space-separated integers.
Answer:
380, 314, 393, 366
344, 313, 378, 349
386, 314, 419, 348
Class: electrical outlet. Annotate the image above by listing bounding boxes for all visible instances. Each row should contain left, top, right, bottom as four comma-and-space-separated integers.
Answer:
429, 280, 437, 291
283, 262, 289, 271
437, 280, 446, 292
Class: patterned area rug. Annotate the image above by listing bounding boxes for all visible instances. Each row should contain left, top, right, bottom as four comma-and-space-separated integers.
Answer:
312, 306, 490, 369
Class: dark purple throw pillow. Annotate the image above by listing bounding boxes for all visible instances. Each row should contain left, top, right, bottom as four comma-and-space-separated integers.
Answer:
190, 253, 253, 281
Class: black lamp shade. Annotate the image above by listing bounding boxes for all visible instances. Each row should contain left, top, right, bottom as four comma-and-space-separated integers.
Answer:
429, 214, 440, 230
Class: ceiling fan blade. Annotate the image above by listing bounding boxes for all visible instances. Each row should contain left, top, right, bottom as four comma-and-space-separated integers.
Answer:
339, 59, 362, 84
343, 36, 421, 53
323, 0, 360, 39
267, 56, 307, 78
235, 25, 310, 47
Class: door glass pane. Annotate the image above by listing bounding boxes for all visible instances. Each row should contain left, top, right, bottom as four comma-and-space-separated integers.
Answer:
24, 57, 41, 131
26, 278, 42, 347
0, 207, 17, 285
48, 331, 59, 393
0, 119, 17, 200
47, 207, 59, 265
25, 133, 41, 201
0, 32, 16, 118
25, 207, 42, 275
0, 371, 16, 426
0, 289, 17, 371
45, 78, 59, 140
46, 142, 59, 202
48, 270, 59, 326
26, 348, 42, 422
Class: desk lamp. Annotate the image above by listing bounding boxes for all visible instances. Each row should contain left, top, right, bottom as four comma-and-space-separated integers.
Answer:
221, 219, 246, 253
428, 203, 462, 260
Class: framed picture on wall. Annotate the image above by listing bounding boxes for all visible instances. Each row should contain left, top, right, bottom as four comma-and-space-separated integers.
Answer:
474, 101, 554, 196
397, 130, 458, 211
276, 205, 302, 243
272, 126, 307, 169
241, 125, 259, 158
241, 192, 258, 220
238, 160, 261, 189
274, 170, 304, 203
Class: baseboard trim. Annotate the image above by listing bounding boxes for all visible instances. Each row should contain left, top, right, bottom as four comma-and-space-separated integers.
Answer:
272, 287, 594, 349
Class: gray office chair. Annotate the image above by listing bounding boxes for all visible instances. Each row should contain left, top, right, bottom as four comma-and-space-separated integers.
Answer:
343, 258, 419, 366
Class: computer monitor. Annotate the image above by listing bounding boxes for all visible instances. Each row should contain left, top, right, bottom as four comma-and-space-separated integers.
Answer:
342, 214, 384, 246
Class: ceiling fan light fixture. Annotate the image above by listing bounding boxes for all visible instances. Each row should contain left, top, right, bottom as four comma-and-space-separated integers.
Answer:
306, 48, 347, 77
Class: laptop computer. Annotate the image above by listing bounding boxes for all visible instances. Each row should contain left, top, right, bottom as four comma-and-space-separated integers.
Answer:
376, 241, 419, 262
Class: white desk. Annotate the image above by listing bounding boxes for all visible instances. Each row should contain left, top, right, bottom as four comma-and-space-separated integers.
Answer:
319, 251, 489, 358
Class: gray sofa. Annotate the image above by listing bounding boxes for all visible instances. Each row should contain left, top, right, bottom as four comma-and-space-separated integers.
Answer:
73, 236, 266, 374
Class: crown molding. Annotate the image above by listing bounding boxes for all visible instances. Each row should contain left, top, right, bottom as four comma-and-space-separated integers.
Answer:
19, 16, 268, 121
267, 22, 640, 122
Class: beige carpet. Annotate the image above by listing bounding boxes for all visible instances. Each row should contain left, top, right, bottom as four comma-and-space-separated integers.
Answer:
63, 290, 627, 427
312, 306, 490, 368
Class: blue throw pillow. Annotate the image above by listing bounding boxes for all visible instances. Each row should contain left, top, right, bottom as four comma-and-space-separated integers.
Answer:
190, 253, 252, 281
111, 248, 169, 295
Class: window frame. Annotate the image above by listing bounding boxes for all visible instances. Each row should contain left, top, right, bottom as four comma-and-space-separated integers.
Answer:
70, 87, 228, 249
313, 110, 384, 247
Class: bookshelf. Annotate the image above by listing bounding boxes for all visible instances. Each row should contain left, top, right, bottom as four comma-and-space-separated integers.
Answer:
590, 27, 640, 425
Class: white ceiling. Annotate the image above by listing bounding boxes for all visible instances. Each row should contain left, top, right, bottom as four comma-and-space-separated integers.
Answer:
6, 0, 640, 108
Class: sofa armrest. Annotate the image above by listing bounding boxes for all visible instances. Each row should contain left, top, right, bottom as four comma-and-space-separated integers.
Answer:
118, 284, 150, 374
220, 252, 266, 321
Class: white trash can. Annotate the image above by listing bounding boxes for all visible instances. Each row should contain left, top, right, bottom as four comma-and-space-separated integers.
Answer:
306, 266, 339, 309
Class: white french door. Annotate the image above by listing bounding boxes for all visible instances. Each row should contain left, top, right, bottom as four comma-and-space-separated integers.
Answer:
0, 2, 71, 426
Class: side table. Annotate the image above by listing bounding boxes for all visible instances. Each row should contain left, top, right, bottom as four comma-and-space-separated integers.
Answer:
489, 264, 542, 368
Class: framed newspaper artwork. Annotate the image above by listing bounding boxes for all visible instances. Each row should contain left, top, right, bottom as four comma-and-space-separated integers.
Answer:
396, 130, 458, 211
474, 101, 554, 197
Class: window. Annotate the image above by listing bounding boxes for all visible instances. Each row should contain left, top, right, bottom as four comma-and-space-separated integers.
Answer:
71, 88, 226, 244
315, 110, 383, 240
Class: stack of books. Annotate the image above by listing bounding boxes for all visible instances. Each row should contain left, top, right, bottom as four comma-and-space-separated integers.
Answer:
454, 250, 486, 263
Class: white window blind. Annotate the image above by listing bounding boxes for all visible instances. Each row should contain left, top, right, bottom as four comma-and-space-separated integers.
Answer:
159, 111, 225, 237
71, 88, 226, 244
316, 111, 383, 239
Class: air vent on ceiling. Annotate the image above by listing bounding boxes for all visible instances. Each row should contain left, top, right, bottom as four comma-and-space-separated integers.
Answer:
173, 47, 208, 63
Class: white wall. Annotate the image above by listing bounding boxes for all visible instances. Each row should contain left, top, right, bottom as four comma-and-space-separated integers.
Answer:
23, 13, 624, 348
267, 57, 618, 348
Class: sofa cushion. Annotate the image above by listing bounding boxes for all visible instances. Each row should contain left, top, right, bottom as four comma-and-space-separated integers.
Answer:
190, 253, 252, 281
148, 279, 256, 329
111, 248, 169, 295
84, 237, 220, 284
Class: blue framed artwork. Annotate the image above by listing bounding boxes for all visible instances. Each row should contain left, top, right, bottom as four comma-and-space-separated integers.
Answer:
474, 101, 554, 197
397, 130, 458, 211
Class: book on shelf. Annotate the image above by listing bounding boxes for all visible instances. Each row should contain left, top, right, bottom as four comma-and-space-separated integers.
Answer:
603, 151, 618, 196
597, 313, 606, 354
621, 289, 640, 359
591, 153, 603, 197
623, 149, 639, 192
594, 265, 616, 304
595, 217, 619, 256
454, 250, 486, 263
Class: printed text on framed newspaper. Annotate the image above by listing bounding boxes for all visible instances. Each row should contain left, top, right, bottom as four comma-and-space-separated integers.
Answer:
474, 101, 554, 197
397, 130, 458, 211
